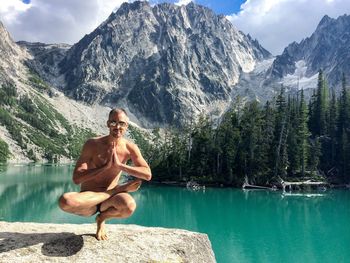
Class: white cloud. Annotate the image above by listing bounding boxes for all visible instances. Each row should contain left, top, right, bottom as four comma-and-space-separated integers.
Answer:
0, 0, 31, 23
1, 0, 350, 54
0, 0, 128, 44
174, 0, 193, 6
228, 0, 350, 55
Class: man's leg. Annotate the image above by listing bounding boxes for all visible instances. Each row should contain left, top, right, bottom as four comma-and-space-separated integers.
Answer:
58, 179, 142, 216
95, 192, 137, 240
58, 191, 112, 216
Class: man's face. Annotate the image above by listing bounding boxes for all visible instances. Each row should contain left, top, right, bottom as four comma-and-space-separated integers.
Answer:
107, 112, 129, 138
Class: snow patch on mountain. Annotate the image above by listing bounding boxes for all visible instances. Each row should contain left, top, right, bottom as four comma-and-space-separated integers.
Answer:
231, 58, 276, 104
254, 57, 275, 74
281, 60, 318, 90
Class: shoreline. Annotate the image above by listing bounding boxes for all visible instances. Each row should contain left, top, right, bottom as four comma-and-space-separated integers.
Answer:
1, 163, 349, 189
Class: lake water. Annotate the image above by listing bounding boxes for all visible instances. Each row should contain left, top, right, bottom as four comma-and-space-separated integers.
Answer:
0, 165, 349, 263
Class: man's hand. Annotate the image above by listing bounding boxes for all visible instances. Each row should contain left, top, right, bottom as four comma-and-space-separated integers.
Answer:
104, 141, 151, 181
105, 142, 122, 171
112, 143, 122, 167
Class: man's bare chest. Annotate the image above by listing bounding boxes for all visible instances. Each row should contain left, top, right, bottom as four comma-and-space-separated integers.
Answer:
90, 146, 130, 168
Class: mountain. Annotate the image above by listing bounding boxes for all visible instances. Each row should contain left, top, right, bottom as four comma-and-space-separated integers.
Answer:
231, 14, 350, 103
28, 1, 270, 127
0, 22, 30, 87
17, 41, 71, 88
269, 14, 350, 90
3, 1, 349, 163
0, 22, 111, 163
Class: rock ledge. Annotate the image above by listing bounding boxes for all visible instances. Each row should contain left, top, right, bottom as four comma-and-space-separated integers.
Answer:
0, 221, 216, 262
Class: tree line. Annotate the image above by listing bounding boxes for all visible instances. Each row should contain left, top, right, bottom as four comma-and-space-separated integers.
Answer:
145, 71, 350, 186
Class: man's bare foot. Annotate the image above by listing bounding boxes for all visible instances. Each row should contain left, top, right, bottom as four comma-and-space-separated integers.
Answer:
95, 214, 108, 240
123, 179, 142, 193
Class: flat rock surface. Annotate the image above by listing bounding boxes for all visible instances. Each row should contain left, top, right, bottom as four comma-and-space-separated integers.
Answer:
0, 221, 216, 263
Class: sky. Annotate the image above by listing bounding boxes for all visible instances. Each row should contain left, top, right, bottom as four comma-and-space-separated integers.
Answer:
0, 0, 349, 55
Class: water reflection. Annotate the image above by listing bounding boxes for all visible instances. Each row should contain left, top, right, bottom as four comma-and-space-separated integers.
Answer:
0, 165, 78, 222
0, 165, 349, 263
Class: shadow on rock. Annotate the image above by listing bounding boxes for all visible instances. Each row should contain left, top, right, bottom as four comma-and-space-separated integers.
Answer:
0, 232, 84, 257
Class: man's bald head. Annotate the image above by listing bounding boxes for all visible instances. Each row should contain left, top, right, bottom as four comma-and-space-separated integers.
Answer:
108, 108, 128, 121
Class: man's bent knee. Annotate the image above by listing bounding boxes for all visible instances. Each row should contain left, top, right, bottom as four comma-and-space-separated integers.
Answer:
58, 194, 69, 211
106, 193, 137, 218
124, 200, 137, 217
59, 193, 97, 216
58, 193, 80, 212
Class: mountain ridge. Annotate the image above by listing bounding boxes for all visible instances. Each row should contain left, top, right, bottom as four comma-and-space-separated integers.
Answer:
1, 3, 350, 163
37, 1, 271, 127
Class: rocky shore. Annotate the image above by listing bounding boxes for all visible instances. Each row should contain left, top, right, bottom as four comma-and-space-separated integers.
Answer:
0, 221, 216, 263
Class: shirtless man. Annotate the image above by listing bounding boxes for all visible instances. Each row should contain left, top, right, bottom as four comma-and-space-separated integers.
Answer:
58, 108, 152, 240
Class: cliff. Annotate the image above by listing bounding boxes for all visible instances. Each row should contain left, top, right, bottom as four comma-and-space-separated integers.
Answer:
0, 221, 216, 262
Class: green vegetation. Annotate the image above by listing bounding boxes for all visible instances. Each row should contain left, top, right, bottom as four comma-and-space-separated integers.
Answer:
0, 82, 95, 163
0, 138, 10, 163
128, 125, 153, 162
0, 108, 26, 149
147, 71, 350, 186
28, 70, 49, 91
0, 83, 17, 106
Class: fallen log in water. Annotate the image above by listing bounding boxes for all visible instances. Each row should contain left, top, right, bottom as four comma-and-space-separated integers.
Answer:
242, 183, 277, 190
281, 179, 328, 191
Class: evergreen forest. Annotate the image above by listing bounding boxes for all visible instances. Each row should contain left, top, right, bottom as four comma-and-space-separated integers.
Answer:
143, 71, 350, 187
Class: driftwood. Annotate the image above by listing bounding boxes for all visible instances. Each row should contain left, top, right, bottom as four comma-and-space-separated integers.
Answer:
242, 183, 276, 190
281, 179, 328, 192
242, 176, 277, 190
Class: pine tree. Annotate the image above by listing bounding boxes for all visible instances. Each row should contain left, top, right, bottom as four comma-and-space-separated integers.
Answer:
309, 137, 321, 176
296, 89, 309, 176
273, 85, 289, 179
328, 88, 337, 171
239, 101, 263, 183
216, 109, 241, 184
188, 115, 216, 181
314, 70, 329, 136
287, 94, 299, 175
308, 89, 317, 136
336, 74, 350, 181
259, 101, 275, 182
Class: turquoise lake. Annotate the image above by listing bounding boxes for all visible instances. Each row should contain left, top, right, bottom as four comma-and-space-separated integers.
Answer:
0, 164, 349, 263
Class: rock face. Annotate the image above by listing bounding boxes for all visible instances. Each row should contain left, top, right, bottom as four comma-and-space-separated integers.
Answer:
268, 14, 350, 90
0, 22, 109, 163
17, 41, 71, 88
46, 1, 270, 127
231, 14, 350, 104
0, 22, 30, 86
0, 221, 216, 263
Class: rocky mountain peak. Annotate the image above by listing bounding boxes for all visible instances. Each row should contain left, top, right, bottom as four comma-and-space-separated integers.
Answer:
117, 0, 151, 14
318, 14, 332, 27
52, 1, 270, 127
268, 13, 350, 90
312, 14, 350, 41
0, 21, 30, 85
0, 21, 23, 59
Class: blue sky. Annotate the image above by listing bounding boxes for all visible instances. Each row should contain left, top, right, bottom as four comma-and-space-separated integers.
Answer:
149, 0, 245, 15
20, 0, 245, 15
2, 0, 350, 55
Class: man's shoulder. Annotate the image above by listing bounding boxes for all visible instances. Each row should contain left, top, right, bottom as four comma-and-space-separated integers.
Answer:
85, 135, 108, 147
125, 139, 139, 152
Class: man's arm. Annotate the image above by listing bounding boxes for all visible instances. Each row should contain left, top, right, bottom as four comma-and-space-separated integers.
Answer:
72, 140, 107, 184
116, 143, 152, 181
